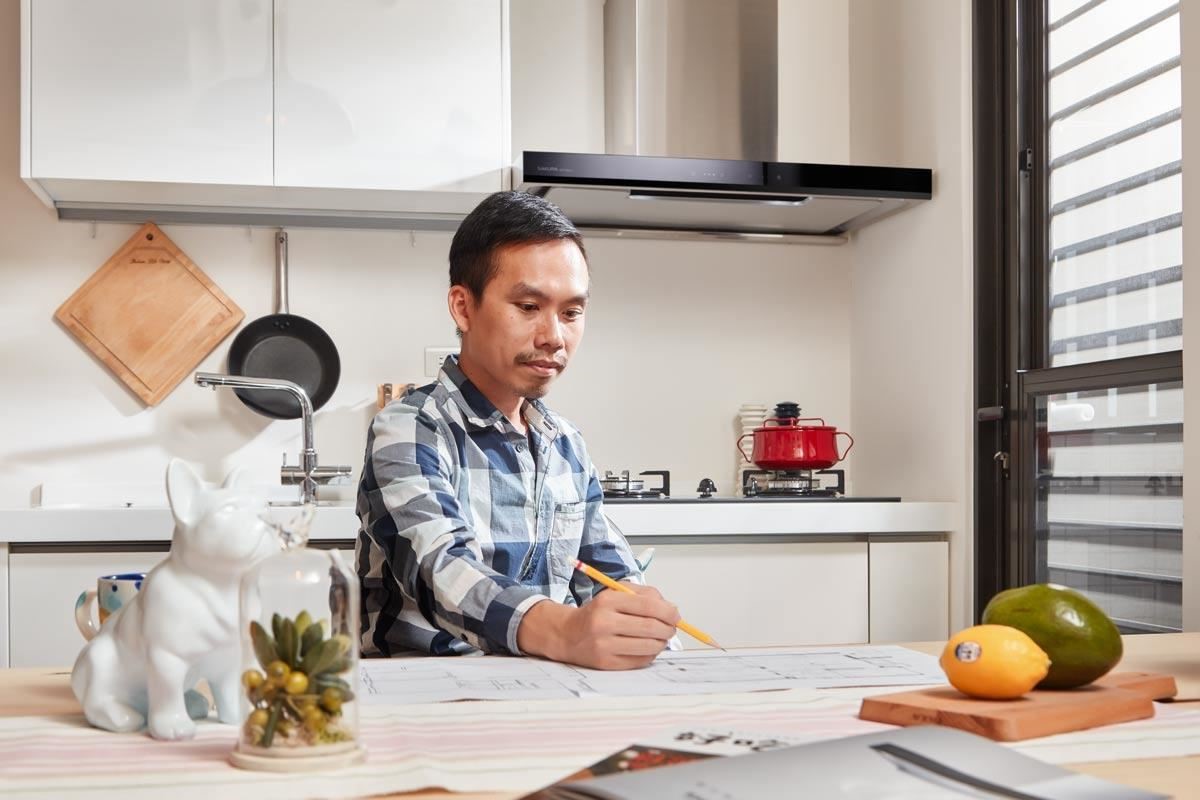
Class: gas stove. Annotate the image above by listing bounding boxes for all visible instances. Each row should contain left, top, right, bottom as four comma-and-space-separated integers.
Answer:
742, 468, 845, 497
599, 470, 670, 499
600, 469, 900, 503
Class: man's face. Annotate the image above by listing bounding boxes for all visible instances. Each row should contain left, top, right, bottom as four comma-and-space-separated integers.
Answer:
451, 239, 589, 402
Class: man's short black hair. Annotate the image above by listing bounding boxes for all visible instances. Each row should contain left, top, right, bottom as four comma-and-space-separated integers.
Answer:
449, 191, 587, 299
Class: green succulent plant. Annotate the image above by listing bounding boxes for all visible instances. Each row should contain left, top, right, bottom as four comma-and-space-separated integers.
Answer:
243, 612, 355, 748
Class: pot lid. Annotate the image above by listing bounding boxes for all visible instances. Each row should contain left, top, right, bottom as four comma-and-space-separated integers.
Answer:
756, 419, 836, 430
754, 401, 834, 429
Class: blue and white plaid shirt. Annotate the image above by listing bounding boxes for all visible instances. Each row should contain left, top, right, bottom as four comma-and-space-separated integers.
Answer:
355, 356, 643, 657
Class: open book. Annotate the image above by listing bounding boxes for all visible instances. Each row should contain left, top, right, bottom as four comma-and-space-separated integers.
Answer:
525, 725, 1166, 800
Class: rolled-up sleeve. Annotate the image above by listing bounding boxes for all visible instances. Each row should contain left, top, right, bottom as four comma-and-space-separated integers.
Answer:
361, 405, 547, 654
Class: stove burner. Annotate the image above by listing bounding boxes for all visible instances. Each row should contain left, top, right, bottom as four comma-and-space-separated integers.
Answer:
742, 468, 845, 498
601, 470, 670, 499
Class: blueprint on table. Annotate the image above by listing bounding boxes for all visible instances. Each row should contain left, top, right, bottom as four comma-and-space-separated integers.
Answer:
360, 645, 945, 704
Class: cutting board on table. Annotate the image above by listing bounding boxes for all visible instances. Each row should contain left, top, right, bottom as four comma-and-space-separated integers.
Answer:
55, 223, 244, 406
859, 672, 1177, 742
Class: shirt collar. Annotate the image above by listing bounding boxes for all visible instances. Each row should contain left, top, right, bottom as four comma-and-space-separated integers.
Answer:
522, 396, 559, 441
439, 355, 560, 440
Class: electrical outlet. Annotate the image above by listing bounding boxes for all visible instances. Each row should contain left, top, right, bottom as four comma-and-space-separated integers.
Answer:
424, 347, 458, 376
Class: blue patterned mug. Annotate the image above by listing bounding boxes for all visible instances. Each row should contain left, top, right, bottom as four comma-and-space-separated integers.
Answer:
75, 573, 145, 639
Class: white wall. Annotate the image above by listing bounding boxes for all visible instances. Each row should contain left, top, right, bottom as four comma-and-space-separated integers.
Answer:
509, 0, 606, 158
847, 0, 975, 630
1182, 1, 1199, 631
778, 0, 850, 163
0, 0, 854, 509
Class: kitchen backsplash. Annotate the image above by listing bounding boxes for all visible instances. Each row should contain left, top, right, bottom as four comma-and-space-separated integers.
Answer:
0, 185, 854, 507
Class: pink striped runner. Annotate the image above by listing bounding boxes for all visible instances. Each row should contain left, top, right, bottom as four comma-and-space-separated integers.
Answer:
2, 689, 1197, 798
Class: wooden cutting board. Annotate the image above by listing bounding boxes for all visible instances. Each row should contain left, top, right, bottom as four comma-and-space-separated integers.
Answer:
859, 672, 1178, 742
55, 223, 244, 406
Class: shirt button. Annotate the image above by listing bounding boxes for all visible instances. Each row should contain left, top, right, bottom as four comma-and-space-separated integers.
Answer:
515, 443, 525, 452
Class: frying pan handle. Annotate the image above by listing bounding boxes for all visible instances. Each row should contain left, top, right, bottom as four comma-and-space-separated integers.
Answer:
276, 230, 290, 315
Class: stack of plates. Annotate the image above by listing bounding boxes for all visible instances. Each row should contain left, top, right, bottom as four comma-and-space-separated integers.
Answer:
735, 403, 769, 493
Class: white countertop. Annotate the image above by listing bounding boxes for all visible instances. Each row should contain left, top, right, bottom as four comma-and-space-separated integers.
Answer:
0, 501, 957, 544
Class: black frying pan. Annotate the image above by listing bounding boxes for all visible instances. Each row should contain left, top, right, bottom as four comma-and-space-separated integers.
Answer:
227, 231, 340, 419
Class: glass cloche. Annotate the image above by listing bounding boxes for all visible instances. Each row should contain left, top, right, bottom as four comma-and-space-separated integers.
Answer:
229, 506, 366, 771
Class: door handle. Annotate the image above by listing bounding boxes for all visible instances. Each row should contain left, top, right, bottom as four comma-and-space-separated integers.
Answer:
977, 405, 1006, 422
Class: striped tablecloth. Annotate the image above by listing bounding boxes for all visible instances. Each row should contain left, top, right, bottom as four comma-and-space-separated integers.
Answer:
3, 688, 1199, 799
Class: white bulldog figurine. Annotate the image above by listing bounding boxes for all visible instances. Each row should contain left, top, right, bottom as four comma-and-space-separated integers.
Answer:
71, 459, 280, 740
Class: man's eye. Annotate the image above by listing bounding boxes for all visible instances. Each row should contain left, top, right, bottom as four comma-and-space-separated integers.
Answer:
564, 309, 584, 320
517, 303, 538, 312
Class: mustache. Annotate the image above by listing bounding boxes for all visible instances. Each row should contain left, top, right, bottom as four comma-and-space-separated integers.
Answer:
516, 353, 567, 368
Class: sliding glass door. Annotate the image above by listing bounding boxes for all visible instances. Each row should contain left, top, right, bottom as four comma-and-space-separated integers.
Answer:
975, 0, 1184, 631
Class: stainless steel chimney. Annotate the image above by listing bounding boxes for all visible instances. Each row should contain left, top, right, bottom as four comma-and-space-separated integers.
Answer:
604, 0, 779, 161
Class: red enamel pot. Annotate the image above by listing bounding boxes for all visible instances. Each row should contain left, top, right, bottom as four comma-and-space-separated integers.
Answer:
737, 416, 855, 471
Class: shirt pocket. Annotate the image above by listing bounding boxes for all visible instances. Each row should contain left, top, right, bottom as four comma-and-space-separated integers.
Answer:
548, 500, 587, 583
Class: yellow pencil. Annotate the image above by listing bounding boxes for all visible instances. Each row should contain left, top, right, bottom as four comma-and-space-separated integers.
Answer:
574, 559, 725, 650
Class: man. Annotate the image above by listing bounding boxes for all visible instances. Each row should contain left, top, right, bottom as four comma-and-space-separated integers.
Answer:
356, 191, 680, 670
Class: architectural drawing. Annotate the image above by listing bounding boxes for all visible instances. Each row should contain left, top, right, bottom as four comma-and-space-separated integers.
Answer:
360, 645, 945, 705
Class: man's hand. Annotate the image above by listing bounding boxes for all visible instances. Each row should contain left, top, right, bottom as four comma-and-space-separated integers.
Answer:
517, 584, 680, 670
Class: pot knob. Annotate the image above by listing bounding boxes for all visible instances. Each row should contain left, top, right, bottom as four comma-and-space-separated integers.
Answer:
774, 401, 801, 419
697, 478, 717, 499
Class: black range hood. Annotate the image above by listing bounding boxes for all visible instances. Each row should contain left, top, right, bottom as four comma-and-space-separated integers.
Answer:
517, 151, 933, 241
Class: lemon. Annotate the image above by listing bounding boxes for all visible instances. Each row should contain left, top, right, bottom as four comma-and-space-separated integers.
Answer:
940, 624, 1051, 700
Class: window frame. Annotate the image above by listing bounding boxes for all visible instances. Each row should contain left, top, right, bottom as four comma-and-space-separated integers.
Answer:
973, 0, 1184, 617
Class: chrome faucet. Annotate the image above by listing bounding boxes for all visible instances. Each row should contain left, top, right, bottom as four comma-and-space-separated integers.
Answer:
193, 372, 352, 505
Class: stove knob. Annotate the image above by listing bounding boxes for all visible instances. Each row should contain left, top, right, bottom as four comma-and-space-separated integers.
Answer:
696, 478, 717, 499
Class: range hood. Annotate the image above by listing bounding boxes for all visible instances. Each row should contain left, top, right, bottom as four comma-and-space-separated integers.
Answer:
518, 151, 932, 240
516, 0, 932, 241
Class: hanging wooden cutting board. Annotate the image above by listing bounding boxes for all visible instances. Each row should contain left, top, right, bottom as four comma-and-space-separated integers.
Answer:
55, 223, 244, 406
858, 671, 1178, 742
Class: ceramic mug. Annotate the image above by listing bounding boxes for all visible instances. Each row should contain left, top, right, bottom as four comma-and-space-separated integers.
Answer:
73, 570, 211, 719
75, 573, 146, 639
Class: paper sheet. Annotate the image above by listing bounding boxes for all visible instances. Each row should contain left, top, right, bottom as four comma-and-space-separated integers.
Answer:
360, 645, 946, 704
360, 654, 583, 703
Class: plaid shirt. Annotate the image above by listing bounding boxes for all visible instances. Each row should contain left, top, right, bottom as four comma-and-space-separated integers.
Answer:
355, 356, 643, 657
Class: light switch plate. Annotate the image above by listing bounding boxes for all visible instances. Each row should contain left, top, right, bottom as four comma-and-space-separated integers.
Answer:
424, 347, 458, 377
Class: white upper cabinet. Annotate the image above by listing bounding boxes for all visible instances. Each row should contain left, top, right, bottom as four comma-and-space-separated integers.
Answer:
273, 0, 507, 193
28, 0, 274, 185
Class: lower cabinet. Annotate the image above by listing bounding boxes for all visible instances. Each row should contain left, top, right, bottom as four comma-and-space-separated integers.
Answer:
634, 541, 870, 649
9, 550, 167, 669
4, 540, 948, 666
868, 540, 950, 643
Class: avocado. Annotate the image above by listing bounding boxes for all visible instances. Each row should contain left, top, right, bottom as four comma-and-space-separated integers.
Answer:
981, 583, 1122, 689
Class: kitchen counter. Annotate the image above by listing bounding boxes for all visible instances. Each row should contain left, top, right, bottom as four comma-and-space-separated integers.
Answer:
0, 501, 956, 544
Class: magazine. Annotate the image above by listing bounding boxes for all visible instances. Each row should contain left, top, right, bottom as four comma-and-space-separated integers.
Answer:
520, 728, 801, 799
526, 725, 1166, 800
